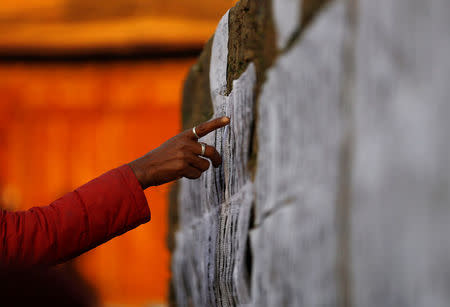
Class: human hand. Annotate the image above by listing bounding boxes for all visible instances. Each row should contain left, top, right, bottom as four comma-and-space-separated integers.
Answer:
128, 116, 230, 189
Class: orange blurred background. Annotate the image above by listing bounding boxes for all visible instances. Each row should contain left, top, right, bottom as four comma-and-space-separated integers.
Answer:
0, 1, 236, 306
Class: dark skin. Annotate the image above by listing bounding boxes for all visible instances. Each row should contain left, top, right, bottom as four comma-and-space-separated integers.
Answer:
128, 116, 230, 189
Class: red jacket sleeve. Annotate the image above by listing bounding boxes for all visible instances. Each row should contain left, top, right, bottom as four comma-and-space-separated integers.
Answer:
0, 164, 150, 268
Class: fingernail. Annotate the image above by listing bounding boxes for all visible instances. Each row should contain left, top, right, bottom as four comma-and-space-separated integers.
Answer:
222, 116, 230, 123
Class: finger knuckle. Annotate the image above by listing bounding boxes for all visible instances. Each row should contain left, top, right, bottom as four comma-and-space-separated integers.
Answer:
175, 160, 186, 170
204, 148, 214, 158
180, 142, 191, 151
176, 140, 188, 149
176, 151, 186, 160
196, 124, 205, 133
202, 160, 210, 171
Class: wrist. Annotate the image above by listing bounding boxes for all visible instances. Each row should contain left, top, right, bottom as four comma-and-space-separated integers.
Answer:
128, 159, 149, 190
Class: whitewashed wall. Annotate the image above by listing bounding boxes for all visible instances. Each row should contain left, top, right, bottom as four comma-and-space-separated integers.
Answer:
172, 0, 450, 306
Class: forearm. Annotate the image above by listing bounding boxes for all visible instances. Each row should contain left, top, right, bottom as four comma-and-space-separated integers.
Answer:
0, 165, 150, 267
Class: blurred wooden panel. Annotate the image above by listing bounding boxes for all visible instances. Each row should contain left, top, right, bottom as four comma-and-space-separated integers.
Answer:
0, 59, 195, 305
0, 0, 237, 54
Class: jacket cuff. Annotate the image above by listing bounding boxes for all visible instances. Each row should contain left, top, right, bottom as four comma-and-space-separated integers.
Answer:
117, 164, 151, 223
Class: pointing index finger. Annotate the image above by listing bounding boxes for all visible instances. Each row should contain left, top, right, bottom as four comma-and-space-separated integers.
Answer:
193, 117, 230, 139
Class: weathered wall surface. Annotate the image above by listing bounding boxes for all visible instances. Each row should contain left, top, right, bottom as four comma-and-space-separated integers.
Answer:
170, 0, 450, 306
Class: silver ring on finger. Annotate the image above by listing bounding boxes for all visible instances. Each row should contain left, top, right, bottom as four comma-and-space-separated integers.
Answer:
199, 142, 206, 156
192, 126, 200, 139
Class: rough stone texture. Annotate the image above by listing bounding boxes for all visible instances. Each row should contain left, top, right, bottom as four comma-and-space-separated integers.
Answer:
181, 38, 215, 130
226, 0, 277, 98
170, 0, 450, 306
